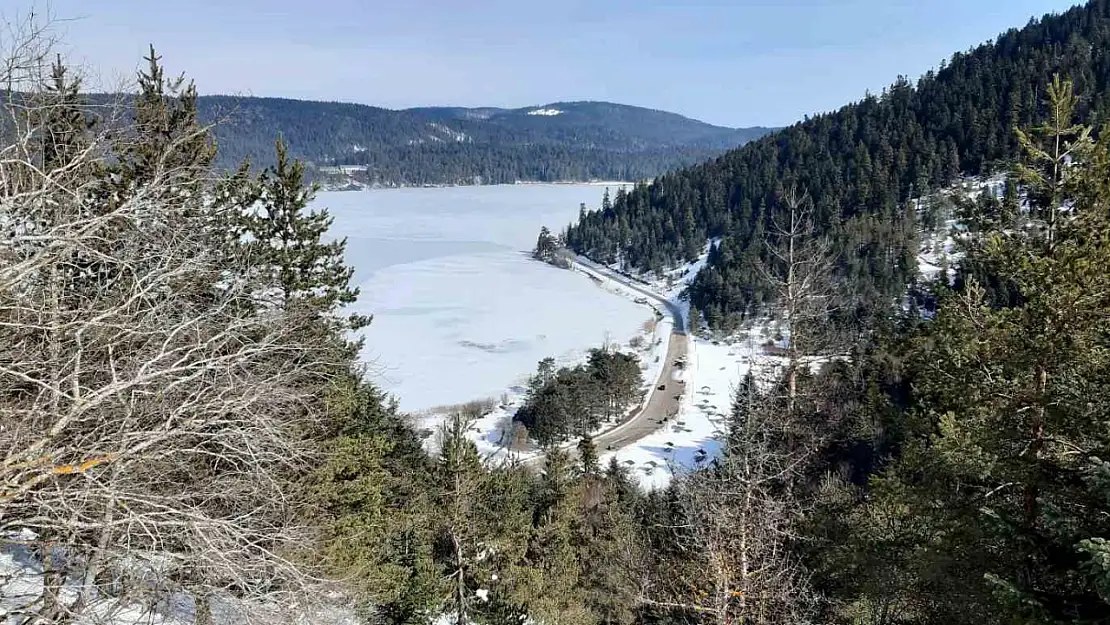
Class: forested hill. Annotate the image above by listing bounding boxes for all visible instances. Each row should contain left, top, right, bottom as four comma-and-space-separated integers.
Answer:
565, 0, 1110, 329
195, 97, 774, 185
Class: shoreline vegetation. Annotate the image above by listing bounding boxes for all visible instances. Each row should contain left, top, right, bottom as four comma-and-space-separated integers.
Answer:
411, 229, 688, 461
317, 176, 637, 192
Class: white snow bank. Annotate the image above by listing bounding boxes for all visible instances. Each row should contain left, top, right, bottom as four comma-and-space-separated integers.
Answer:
526, 108, 563, 116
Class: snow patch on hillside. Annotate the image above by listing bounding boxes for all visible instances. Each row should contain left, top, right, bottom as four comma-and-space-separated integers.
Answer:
527, 108, 563, 116
915, 174, 1011, 283
427, 122, 470, 143
918, 223, 962, 283
605, 239, 719, 298
648, 238, 720, 301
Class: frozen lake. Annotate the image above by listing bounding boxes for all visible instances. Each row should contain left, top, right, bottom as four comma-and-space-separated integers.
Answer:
320, 183, 650, 412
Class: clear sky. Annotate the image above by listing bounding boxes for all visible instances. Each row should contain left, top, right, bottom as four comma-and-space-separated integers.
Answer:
6, 0, 1084, 127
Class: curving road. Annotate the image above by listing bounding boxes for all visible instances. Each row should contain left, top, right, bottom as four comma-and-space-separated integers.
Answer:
518, 257, 689, 465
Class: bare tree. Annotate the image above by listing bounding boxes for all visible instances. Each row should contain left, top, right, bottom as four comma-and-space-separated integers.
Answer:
637, 376, 816, 625
758, 187, 837, 415
633, 188, 838, 625
0, 20, 341, 624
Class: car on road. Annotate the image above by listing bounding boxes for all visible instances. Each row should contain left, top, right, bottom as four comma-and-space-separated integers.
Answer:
657, 383, 666, 391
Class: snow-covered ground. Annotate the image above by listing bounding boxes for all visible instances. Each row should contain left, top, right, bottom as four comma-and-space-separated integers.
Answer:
634, 238, 719, 300
320, 184, 633, 413
599, 327, 776, 490
917, 173, 1012, 283
918, 223, 961, 283
412, 284, 672, 461
599, 238, 719, 324
581, 240, 782, 490
0, 530, 357, 625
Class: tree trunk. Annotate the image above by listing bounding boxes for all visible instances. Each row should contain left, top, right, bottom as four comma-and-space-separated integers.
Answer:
454, 546, 467, 625
195, 592, 214, 625
1024, 365, 1048, 527
40, 536, 65, 622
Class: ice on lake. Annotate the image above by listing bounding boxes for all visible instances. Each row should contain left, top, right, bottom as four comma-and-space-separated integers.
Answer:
320, 183, 649, 412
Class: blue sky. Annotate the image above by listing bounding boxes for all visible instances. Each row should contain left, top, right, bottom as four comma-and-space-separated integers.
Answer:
9, 0, 1084, 127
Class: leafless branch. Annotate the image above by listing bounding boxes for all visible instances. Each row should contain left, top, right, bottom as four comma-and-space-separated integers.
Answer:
0, 19, 345, 624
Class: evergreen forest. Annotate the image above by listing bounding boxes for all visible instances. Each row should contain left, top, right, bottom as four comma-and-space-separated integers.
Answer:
195, 97, 774, 186
566, 0, 1110, 329
2, 2, 1110, 625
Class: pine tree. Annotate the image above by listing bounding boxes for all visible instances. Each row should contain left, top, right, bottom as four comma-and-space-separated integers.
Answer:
577, 434, 599, 477
533, 225, 557, 263
588, 349, 643, 423
238, 137, 369, 331
687, 306, 703, 337
34, 56, 93, 171
307, 380, 439, 616
524, 449, 586, 623
724, 372, 757, 450
1001, 178, 1020, 227
25, 57, 102, 297
576, 475, 639, 625
117, 45, 216, 189
603, 457, 636, 506
886, 105, 1110, 623
472, 465, 537, 625
436, 412, 486, 625
1014, 74, 1092, 247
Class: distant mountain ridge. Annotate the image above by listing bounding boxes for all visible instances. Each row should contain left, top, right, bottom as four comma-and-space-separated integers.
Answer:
195, 97, 774, 186
405, 101, 769, 149
563, 0, 1110, 329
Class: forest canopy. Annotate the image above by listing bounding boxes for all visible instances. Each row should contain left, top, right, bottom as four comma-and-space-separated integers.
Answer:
565, 0, 1110, 329
4, 2, 1110, 625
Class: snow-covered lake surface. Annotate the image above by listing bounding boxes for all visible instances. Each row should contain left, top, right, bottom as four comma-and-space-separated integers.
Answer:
320, 183, 645, 412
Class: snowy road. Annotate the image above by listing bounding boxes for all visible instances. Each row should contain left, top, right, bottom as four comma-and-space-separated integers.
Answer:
573, 256, 687, 335
523, 257, 689, 465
